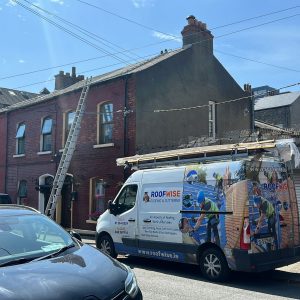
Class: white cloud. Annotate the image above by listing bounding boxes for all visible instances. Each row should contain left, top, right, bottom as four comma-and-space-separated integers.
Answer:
152, 31, 181, 43
50, 0, 64, 5
6, 0, 17, 7
132, 0, 154, 8
17, 14, 26, 21
19, 59, 25, 63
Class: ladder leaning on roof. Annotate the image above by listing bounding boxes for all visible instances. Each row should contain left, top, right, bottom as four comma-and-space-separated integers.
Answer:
45, 77, 92, 219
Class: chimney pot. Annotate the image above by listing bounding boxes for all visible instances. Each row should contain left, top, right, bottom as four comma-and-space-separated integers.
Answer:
181, 15, 213, 52
186, 15, 196, 25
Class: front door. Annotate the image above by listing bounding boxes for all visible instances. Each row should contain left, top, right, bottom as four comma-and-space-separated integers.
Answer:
61, 175, 73, 228
111, 184, 138, 255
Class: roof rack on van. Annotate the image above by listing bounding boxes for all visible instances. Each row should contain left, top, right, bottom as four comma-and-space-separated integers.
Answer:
117, 140, 277, 169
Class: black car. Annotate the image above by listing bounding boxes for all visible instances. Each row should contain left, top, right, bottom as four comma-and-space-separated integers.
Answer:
0, 193, 12, 204
0, 205, 142, 300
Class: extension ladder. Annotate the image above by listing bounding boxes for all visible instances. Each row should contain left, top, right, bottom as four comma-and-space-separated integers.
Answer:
45, 77, 92, 218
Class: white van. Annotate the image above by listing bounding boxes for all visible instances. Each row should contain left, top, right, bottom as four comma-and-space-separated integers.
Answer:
96, 151, 300, 281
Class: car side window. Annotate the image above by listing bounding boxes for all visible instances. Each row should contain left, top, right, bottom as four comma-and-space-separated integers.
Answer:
115, 185, 138, 215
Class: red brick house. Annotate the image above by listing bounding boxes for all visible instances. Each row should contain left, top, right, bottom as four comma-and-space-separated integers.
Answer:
0, 16, 251, 230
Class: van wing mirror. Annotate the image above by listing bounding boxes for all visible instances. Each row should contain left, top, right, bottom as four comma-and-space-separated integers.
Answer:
108, 200, 117, 215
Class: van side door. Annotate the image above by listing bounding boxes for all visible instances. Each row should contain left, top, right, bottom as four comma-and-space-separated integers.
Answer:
111, 184, 139, 254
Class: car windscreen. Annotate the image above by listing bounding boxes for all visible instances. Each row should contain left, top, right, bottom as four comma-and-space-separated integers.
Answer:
0, 214, 74, 266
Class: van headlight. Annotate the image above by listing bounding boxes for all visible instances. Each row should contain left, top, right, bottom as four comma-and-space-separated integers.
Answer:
124, 265, 139, 298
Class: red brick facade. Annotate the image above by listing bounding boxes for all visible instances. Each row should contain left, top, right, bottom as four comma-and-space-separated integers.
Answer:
2, 76, 136, 230
0, 113, 7, 192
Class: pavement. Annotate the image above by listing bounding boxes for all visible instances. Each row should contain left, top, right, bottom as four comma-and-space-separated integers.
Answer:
81, 237, 300, 284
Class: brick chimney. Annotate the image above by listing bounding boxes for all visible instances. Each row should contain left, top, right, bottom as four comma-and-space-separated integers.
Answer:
181, 15, 213, 54
54, 67, 84, 90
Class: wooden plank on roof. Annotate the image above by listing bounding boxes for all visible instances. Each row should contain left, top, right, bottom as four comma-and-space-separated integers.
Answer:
116, 140, 276, 166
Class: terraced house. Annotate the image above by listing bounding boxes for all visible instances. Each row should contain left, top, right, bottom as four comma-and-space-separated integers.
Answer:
0, 16, 251, 230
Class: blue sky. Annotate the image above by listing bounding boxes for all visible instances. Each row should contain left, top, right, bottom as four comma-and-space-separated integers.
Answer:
0, 0, 299, 94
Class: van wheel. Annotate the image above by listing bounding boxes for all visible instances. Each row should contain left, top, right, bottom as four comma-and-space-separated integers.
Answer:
97, 234, 117, 258
199, 248, 230, 282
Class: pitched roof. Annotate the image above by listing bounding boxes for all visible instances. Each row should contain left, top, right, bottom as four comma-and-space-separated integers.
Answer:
254, 91, 300, 111
0, 87, 38, 107
0, 48, 187, 114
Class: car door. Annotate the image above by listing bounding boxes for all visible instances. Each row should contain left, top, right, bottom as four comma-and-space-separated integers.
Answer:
111, 184, 139, 254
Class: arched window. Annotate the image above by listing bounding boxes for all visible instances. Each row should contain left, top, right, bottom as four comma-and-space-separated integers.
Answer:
16, 123, 26, 154
99, 102, 113, 144
41, 117, 53, 151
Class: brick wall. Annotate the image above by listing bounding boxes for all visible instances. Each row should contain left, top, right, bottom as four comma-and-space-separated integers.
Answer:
0, 113, 7, 192
4, 76, 137, 229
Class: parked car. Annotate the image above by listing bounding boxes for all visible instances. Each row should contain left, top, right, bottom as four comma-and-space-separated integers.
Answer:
0, 193, 12, 204
0, 204, 142, 300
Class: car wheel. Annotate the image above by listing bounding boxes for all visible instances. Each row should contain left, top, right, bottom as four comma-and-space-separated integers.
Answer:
97, 234, 117, 258
199, 248, 230, 282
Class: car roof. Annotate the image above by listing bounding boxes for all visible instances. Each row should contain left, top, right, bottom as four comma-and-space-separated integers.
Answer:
0, 204, 40, 216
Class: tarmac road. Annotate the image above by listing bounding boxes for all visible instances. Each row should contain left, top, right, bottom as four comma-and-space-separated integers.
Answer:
82, 238, 300, 299
118, 255, 300, 300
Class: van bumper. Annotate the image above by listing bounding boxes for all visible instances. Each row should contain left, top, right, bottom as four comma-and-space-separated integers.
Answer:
232, 246, 300, 272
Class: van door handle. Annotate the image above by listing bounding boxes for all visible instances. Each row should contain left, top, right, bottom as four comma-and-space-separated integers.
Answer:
143, 219, 151, 223
128, 218, 135, 222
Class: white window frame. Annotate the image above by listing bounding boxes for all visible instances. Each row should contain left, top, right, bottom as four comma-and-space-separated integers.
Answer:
40, 117, 53, 152
98, 102, 113, 145
16, 123, 26, 155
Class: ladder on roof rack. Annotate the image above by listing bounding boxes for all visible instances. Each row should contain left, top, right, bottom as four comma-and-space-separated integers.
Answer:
117, 140, 277, 169
45, 77, 92, 219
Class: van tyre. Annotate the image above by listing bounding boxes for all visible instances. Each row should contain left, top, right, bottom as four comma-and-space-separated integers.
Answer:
97, 234, 117, 259
199, 248, 230, 282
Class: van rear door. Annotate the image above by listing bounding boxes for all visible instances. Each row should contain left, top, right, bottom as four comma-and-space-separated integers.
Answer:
247, 160, 300, 253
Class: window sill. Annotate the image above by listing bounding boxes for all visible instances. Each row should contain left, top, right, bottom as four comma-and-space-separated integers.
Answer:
59, 149, 64, 153
86, 219, 97, 224
13, 154, 25, 158
93, 143, 114, 149
37, 151, 52, 155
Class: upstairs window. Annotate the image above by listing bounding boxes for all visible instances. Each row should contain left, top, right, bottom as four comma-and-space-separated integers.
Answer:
99, 103, 113, 144
65, 111, 75, 144
16, 123, 25, 155
41, 117, 52, 151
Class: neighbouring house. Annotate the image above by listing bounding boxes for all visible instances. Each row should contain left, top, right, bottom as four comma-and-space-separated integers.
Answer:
255, 91, 300, 129
0, 87, 38, 109
0, 16, 251, 230
252, 85, 278, 100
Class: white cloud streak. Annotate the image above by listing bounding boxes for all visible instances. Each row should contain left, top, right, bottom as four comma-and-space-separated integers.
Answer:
6, 0, 17, 7
152, 31, 181, 43
50, 0, 64, 5
132, 0, 154, 8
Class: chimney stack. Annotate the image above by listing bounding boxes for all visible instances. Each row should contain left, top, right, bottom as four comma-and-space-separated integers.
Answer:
54, 67, 84, 90
181, 15, 213, 54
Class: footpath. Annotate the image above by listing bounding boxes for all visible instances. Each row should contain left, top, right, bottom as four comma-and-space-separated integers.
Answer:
274, 262, 300, 284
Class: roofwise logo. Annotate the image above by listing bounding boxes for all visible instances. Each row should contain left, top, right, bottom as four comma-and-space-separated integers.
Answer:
148, 190, 182, 204
151, 190, 181, 198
